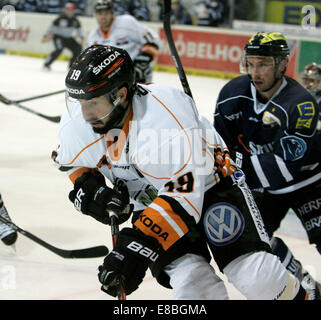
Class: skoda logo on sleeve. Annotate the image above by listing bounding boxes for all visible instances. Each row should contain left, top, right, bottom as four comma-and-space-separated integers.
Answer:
203, 202, 245, 246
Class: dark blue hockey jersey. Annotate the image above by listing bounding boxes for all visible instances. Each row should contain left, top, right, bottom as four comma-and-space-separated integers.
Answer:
214, 75, 321, 194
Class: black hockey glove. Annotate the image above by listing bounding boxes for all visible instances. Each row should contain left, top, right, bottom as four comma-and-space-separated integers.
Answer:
98, 228, 161, 297
68, 171, 132, 225
133, 52, 153, 83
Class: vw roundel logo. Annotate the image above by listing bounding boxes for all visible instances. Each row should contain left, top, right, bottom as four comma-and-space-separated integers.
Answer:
203, 202, 245, 246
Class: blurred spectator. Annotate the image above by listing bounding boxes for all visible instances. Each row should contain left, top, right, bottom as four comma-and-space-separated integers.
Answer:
65, 0, 87, 15
192, 0, 225, 27
112, 0, 130, 16
233, 0, 256, 21
171, 0, 192, 25
128, 0, 150, 21
43, 0, 64, 13
157, 0, 192, 25
18, 0, 38, 11
112, 0, 150, 20
1, 0, 88, 15
0, 0, 21, 10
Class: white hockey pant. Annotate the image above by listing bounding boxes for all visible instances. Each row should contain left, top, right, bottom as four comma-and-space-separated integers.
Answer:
164, 253, 229, 300
223, 251, 301, 300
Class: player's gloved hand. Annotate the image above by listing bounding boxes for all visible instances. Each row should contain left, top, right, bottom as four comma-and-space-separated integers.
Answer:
133, 52, 153, 83
98, 228, 161, 297
68, 171, 132, 225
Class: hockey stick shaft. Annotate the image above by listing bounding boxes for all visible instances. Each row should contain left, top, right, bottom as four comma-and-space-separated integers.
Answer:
0, 94, 61, 123
163, 0, 194, 100
0, 214, 109, 258
16, 90, 65, 104
110, 214, 126, 300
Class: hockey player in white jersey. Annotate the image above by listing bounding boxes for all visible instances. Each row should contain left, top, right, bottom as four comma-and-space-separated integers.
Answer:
53, 44, 312, 300
87, 0, 159, 83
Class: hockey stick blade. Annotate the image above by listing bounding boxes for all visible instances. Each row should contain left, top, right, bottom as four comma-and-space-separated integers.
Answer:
0, 93, 11, 104
0, 215, 109, 259
0, 94, 61, 123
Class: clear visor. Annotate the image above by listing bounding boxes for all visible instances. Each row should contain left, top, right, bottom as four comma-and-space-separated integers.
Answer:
243, 56, 276, 74
239, 52, 247, 74
65, 91, 121, 123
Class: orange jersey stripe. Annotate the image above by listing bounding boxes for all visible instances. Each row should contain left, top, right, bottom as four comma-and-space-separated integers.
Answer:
154, 197, 189, 234
134, 197, 189, 251
134, 206, 181, 251
58, 136, 105, 166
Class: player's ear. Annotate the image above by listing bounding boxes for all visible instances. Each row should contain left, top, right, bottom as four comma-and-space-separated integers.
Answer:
279, 58, 288, 75
118, 87, 128, 104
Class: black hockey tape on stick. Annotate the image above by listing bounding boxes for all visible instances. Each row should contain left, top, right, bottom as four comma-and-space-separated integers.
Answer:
0, 214, 109, 258
162, 0, 194, 100
0, 93, 61, 123
110, 214, 126, 300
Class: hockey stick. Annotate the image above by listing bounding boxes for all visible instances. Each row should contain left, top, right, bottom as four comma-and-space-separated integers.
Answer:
0, 93, 61, 123
110, 214, 126, 300
162, 0, 194, 101
14, 90, 65, 104
0, 214, 109, 259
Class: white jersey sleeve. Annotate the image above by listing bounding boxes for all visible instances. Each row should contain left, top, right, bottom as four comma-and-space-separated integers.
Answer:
86, 15, 159, 61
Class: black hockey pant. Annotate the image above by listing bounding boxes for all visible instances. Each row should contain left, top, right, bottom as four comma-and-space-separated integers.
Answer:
44, 35, 82, 67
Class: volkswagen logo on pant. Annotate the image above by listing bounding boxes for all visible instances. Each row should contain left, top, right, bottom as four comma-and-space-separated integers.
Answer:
203, 202, 245, 246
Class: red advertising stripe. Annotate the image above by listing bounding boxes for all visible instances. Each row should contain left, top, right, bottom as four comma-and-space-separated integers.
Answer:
158, 29, 249, 74
158, 28, 298, 78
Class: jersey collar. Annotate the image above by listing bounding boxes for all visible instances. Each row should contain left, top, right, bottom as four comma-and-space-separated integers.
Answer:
251, 77, 288, 114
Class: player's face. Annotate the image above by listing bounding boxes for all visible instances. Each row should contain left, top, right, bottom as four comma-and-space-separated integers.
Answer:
301, 77, 320, 91
80, 95, 114, 129
246, 56, 277, 92
96, 10, 113, 30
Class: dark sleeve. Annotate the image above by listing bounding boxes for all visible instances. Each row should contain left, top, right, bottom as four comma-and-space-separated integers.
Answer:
245, 97, 319, 190
52, 16, 61, 26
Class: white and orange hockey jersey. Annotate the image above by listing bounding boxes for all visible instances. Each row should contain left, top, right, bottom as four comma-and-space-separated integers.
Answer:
87, 14, 159, 62
54, 84, 235, 251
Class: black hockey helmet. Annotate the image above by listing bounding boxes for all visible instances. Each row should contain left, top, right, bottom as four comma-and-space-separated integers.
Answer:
65, 44, 136, 103
242, 32, 290, 91
244, 32, 290, 58
94, 0, 113, 12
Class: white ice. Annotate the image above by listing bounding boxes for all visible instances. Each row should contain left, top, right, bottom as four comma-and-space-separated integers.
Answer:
0, 55, 320, 300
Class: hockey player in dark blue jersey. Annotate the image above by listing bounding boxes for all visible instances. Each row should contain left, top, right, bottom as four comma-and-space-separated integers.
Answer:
214, 32, 321, 299
300, 62, 321, 130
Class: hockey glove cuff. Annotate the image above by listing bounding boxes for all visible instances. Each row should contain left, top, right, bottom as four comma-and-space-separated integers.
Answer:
68, 172, 132, 225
